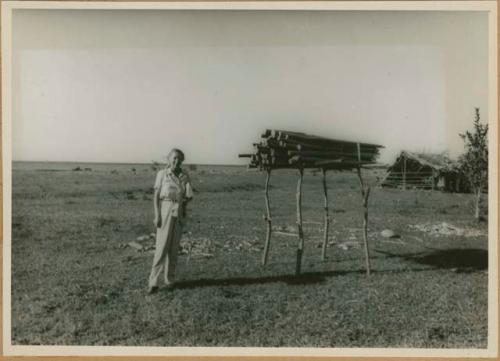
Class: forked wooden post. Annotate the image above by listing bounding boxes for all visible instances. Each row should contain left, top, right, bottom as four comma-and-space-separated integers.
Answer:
295, 167, 305, 275
262, 168, 272, 265
356, 166, 371, 276
403, 156, 407, 190
321, 168, 330, 261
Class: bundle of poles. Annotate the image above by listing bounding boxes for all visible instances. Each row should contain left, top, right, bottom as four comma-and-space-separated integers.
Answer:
240, 129, 381, 170
239, 129, 384, 276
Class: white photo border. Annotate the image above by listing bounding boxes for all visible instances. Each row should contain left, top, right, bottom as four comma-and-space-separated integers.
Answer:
1, 1, 498, 358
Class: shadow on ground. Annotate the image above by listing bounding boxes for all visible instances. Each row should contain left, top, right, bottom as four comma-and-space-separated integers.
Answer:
172, 248, 487, 290
174, 270, 363, 289
376, 248, 488, 272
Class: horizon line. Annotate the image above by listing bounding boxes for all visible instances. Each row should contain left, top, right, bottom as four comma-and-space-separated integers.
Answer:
12, 159, 247, 167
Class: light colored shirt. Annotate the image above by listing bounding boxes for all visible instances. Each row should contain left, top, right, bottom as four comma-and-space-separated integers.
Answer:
154, 167, 194, 202
154, 168, 193, 218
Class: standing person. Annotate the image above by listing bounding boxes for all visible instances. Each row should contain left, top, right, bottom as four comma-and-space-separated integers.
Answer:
148, 148, 193, 294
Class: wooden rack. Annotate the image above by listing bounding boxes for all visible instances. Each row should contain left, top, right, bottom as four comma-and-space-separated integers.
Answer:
239, 129, 384, 275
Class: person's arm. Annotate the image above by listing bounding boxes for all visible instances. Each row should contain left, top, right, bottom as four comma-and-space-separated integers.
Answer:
153, 171, 163, 228
182, 175, 194, 218
153, 188, 161, 228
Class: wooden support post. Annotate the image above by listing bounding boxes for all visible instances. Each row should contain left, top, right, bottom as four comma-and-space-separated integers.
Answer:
321, 168, 329, 261
356, 167, 371, 276
403, 156, 407, 190
295, 167, 304, 275
262, 168, 272, 265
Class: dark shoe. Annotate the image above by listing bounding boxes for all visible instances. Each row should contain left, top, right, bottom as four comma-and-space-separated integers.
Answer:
147, 286, 159, 294
165, 283, 175, 291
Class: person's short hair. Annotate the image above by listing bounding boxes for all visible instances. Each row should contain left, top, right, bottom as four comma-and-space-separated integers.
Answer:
168, 148, 185, 162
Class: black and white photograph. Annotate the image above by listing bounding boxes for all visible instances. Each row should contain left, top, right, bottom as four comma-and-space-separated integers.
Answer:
2, 1, 498, 357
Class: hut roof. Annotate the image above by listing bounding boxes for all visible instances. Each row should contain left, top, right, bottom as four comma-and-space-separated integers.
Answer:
397, 151, 456, 171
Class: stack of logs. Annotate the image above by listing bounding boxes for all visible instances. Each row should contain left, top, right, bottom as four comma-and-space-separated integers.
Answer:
239, 129, 382, 170
239, 129, 384, 276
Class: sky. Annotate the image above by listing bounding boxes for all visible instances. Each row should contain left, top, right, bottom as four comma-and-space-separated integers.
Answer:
11, 9, 489, 165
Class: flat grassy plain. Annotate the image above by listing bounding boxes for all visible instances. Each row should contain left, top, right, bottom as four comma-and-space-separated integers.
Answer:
11, 162, 488, 348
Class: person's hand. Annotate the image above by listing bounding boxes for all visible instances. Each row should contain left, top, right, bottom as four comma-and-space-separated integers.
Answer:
154, 216, 162, 229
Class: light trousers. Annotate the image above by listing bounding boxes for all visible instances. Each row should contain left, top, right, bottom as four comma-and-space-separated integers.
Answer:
148, 201, 184, 287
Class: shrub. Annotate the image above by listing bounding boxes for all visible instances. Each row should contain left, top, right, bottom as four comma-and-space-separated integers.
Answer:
458, 108, 488, 220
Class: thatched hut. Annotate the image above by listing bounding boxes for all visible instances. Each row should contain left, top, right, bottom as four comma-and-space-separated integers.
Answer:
380, 151, 468, 192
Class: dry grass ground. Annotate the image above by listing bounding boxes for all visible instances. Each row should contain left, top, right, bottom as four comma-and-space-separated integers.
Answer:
11, 163, 488, 347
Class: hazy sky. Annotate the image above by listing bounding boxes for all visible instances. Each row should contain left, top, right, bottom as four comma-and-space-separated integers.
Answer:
12, 9, 489, 165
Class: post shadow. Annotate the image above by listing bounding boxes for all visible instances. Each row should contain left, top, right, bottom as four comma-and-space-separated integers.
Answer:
170, 248, 487, 291
375, 248, 488, 272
